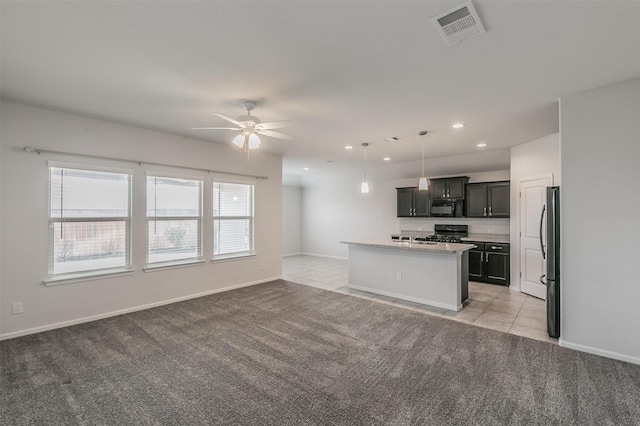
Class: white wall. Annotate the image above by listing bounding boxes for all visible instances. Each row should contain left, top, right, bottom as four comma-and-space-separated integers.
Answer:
302, 150, 511, 259
282, 185, 302, 256
560, 78, 640, 364
0, 101, 283, 338
509, 133, 561, 291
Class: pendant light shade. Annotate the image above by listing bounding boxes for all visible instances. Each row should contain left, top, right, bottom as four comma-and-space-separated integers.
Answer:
418, 176, 428, 190
248, 133, 261, 150
232, 133, 245, 148
418, 131, 429, 190
361, 142, 369, 194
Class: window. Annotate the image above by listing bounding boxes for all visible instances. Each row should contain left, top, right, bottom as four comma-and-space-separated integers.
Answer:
213, 182, 255, 258
146, 175, 203, 266
48, 165, 132, 277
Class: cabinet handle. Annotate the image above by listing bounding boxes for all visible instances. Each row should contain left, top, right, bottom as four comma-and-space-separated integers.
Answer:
447, 189, 450, 197
483, 207, 487, 216
442, 189, 445, 197
490, 246, 502, 250
489, 206, 492, 216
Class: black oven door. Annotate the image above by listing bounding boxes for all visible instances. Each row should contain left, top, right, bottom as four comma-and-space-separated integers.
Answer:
430, 199, 454, 217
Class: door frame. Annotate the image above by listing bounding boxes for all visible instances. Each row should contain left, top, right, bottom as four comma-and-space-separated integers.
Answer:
516, 174, 554, 296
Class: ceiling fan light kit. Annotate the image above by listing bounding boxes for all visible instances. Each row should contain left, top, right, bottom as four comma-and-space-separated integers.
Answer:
232, 131, 262, 150
192, 100, 292, 151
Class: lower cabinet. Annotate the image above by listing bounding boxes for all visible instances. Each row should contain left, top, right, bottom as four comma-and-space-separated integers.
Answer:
467, 242, 510, 286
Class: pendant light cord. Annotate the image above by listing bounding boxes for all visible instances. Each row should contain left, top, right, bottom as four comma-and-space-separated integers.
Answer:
421, 139, 425, 176
363, 145, 367, 181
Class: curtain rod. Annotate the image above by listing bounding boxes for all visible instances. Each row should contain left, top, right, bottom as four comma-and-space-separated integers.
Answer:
22, 146, 269, 180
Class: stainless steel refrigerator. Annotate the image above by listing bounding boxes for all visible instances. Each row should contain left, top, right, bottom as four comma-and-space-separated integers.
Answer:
540, 186, 560, 338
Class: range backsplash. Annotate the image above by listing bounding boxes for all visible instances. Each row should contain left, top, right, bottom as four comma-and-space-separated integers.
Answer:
397, 217, 510, 236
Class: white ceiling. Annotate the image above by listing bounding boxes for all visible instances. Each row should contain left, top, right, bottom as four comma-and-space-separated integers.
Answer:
2, 1, 639, 181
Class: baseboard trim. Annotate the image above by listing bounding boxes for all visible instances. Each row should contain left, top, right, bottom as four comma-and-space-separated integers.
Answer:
0, 276, 282, 341
282, 252, 303, 258
301, 252, 348, 260
560, 339, 640, 366
347, 284, 460, 312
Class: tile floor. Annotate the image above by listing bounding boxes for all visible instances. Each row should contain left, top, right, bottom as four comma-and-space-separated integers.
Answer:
283, 254, 558, 344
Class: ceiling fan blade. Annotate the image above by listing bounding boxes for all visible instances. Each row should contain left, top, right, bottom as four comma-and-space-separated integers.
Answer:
255, 129, 294, 140
191, 127, 241, 130
254, 120, 295, 130
212, 112, 244, 127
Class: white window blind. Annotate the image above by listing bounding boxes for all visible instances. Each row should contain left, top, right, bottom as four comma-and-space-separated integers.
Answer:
146, 176, 203, 266
213, 182, 255, 258
48, 166, 132, 276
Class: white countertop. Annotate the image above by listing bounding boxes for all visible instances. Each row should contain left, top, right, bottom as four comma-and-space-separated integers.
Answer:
462, 234, 510, 243
341, 239, 476, 254
393, 232, 510, 244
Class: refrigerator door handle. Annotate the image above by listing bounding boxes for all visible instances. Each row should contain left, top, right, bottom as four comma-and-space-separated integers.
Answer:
539, 204, 546, 260
540, 274, 547, 285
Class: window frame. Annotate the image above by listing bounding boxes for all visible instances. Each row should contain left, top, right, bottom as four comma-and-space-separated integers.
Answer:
46, 162, 134, 283
145, 173, 204, 270
212, 180, 256, 260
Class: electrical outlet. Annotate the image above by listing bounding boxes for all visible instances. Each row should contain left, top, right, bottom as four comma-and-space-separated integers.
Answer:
396, 272, 402, 281
12, 302, 23, 314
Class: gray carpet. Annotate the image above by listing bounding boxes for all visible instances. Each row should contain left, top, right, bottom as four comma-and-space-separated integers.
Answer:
1, 280, 639, 425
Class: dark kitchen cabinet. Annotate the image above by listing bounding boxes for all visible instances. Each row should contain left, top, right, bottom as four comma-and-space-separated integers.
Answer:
429, 177, 469, 199
396, 187, 430, 217
466, 241, 510, 286
465, 181, 510, 218
468, 243, 485, 281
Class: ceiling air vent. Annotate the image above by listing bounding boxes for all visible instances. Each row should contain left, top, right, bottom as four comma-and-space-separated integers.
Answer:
431, 1, 486, 46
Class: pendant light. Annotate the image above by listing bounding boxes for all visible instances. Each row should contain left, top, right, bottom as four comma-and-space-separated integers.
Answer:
418, 131, 429, 190
361, 142, 369, 193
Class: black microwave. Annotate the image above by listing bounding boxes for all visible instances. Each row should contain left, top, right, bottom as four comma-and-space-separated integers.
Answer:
430, 199, 464, 217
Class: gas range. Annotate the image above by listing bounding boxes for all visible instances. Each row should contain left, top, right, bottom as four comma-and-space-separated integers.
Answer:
426, 234, 464, 243
392, 224, 469, 244
424, 224, 468, 243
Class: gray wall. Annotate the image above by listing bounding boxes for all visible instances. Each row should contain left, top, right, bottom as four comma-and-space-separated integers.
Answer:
560, 78, 640, 364
0, 101, 284, 338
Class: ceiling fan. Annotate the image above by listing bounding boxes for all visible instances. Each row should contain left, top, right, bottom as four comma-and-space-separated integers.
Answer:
192, 100, 293, 150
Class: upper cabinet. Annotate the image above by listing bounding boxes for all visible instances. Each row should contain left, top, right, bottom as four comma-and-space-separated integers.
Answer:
396, 187, 430, 217
429, 177, 469, 199
465, 181, 510, 218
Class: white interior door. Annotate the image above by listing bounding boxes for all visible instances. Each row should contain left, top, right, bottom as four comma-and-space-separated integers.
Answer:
519, 176, 552, 299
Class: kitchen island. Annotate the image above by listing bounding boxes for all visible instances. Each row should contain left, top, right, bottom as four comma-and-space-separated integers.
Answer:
341, 240, 475, 311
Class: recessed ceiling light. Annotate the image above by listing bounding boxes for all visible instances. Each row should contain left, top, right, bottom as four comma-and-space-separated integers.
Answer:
303, 167, 309, 171
477, 143, 487, 148
345, 145, 353, 150
383, 157, 391, 161
452, 122, 465, 129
